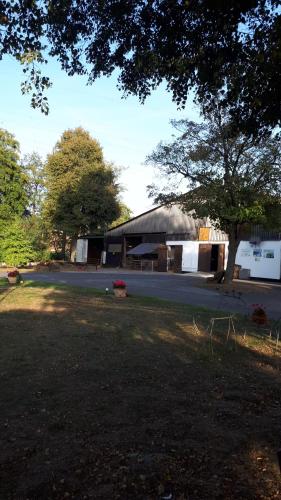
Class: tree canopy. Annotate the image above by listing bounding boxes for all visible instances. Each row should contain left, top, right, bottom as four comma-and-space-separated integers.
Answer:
147, 112, 281, 282
0, 1, 280, 134
44, 127, 120, 241
0, 128, 27, 223
110, 203, 132, 228
22, 152, 45, 215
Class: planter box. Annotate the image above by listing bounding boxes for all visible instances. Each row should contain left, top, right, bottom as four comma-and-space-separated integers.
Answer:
113, 288, 127, 298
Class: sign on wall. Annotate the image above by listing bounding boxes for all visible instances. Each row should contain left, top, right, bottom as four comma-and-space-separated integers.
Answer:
198, 227, 211, 241
240, 249, 251, 257
253, 249, 262, 257
263, 249, 274, 259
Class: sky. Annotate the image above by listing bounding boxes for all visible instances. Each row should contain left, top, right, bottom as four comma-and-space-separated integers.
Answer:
0, 56, 200, 216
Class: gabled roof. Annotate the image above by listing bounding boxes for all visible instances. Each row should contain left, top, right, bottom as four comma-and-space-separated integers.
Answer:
106, 204, 227, 241
108, 205, 162, 232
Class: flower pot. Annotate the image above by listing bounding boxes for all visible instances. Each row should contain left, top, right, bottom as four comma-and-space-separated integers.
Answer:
8, 277, 18, 285
252, 311, 267, 325
113, 288, 127, 298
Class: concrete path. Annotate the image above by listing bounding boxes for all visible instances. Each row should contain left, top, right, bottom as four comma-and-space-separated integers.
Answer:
8, 269, 280, 320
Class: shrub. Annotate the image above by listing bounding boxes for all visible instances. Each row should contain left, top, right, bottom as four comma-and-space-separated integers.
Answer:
251, 304, 267, 325
0, 218, 37, 267
50, 251, 65, 261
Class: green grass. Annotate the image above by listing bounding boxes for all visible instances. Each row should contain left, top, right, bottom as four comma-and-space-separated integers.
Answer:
23, 278, 232, 315
22, 279, 105, 296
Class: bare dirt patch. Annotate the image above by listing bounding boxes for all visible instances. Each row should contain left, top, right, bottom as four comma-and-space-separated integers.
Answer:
0, 284, 280, 499
201, 279, 278, 295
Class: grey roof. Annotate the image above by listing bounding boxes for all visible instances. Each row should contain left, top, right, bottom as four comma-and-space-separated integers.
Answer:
127, 242, 161, 255
106, 204, 227, 241
250, 225, 281, 241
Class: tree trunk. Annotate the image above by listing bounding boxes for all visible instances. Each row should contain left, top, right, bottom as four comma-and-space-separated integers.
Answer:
61, 232, 67, 260
224, 231, 239, 284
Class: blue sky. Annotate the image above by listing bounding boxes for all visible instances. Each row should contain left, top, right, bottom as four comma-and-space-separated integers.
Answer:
0, 56, 200, 215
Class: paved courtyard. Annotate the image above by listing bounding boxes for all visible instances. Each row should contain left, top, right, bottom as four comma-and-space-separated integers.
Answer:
17, 269, 281, 320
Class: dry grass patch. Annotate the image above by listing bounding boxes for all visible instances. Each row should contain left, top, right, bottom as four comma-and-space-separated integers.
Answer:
0, 283, 280, 499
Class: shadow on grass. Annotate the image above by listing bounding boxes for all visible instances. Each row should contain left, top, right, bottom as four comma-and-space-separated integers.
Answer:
0, 284, 280, 500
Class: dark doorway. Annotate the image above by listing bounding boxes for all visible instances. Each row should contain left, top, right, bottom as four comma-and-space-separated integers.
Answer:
210, 244, 219, 271
87, 238, 104, 265
198, 244, 225, 272
106, 242, 122, 267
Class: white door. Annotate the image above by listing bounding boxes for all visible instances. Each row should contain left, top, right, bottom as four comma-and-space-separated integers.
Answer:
76, 239, 88, 263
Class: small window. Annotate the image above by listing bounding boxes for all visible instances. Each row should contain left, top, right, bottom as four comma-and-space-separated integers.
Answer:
108, 244, 122, 253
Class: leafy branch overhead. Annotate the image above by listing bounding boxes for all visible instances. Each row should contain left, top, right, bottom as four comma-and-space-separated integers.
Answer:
0, 1, 280, 131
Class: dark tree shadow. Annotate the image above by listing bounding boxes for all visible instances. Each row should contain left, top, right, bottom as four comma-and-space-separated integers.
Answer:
0, 286, 280, 499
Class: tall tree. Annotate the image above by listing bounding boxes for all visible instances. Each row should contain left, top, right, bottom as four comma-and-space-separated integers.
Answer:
147, 112, 281, 283
0, 2, 280, 134
22, 152, 46, 215
44, 127, 120, 256
110, 203, 132, 228
0, 128, 27, 224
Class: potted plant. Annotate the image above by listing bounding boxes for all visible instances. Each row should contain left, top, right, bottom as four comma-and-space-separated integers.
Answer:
112, 279, 127, 298
7, 269, 20, 285
251, 304, 267, 325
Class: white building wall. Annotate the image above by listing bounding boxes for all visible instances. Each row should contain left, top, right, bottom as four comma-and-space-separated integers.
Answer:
76, 239, 88, 263
236, 241, 281, 280
166, 240, 229, 272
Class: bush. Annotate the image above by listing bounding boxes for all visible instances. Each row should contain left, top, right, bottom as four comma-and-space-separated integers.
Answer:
49, 251, 66, 261
0, 218, 37, 267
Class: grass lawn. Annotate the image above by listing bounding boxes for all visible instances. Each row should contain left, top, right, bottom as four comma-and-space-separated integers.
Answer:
0, 282, 280, 499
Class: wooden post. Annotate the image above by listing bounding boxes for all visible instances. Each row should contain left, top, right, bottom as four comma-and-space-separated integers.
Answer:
122, 235, 127, 268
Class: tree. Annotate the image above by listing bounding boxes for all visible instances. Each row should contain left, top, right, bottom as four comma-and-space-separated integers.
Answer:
0, 2, 280, 134
146, 112, 281, 283
0, 128, 27, 224
22, 214, 50, 262
22, 152, 46, 215
0, 218, 37, 267
44, 127, 120, 256
110, 203, 132, 228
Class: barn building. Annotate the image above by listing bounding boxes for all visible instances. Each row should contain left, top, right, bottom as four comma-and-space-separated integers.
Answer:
73, 204, 281, 279
103, 204, 228, 272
